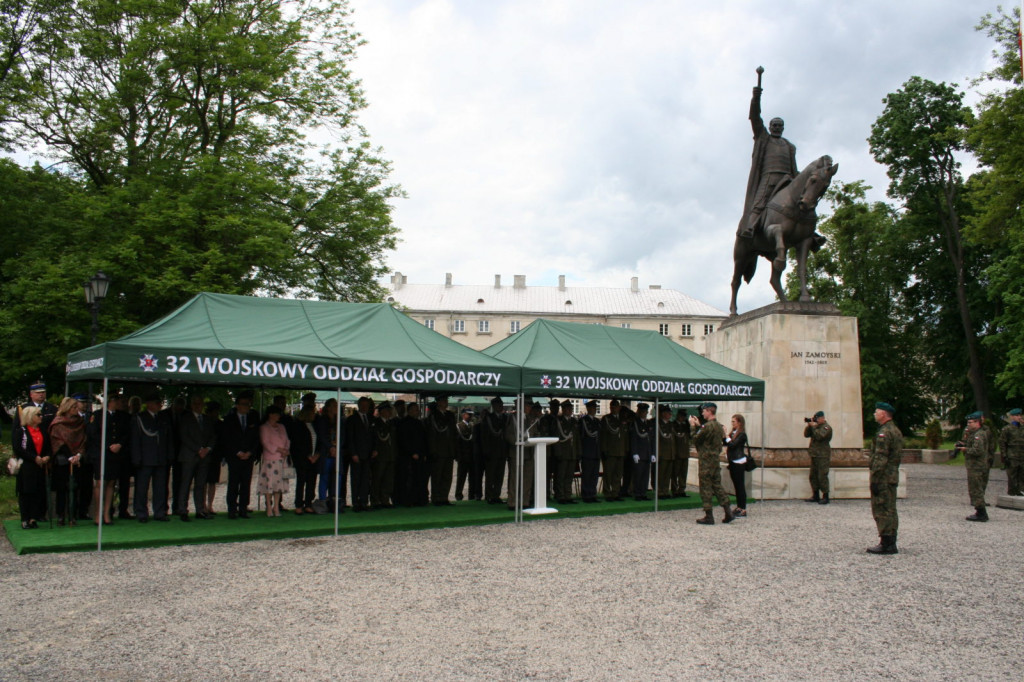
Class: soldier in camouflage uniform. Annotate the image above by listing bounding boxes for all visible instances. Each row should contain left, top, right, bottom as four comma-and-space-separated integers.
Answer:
672, 409, 691, 497
959, 411, 991, 521
803, 410, 833, 504
690, 403, 733, 525
998, 408, 1024, 497
600, 399, 627, 501
867, 402, 903, 554
656, 405, 675, 499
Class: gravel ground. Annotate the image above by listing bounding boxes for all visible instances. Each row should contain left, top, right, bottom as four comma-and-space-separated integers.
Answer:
1, 463, 1021, 681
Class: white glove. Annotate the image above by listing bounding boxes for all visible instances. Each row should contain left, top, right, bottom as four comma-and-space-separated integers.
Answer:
632, 454, 640, 464
651, 455, 656, 463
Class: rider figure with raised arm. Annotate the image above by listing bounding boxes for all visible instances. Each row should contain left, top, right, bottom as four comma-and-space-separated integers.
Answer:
737, 67, 798, 240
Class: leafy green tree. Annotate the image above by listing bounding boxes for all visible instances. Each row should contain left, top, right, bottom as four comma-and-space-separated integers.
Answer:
868, 77, 991, 417
968, 7, 1024, 398
0, 0, 400, 402
786, 182, 934, 434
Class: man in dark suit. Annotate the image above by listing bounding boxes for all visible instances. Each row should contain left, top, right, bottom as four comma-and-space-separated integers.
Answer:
131, 392, 172, 522
160, 396, 186, 514
176, 394, 217, 521
221, 391, 261, 519
396, 402, 429, 506
86, 393, 130, 524
345, 396, 374, 511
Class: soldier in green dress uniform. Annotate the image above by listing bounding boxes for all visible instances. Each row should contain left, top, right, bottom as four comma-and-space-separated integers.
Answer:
867, 402, 903, 554
600, 399, 627, 501
672, 409, 691, 497
656, 405, 675, 499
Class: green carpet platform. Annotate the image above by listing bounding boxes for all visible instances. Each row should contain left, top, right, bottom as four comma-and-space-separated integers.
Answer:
2, 495, 725, 555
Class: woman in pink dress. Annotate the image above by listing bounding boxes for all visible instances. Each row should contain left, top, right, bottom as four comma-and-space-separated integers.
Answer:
258, 406, 290, 517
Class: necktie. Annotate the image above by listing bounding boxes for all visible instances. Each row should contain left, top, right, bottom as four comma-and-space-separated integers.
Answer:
240, 414, 246, 430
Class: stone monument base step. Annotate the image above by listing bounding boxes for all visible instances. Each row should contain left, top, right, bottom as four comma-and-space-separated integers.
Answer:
995, 494, 1024, 510
685, 458, 907, 500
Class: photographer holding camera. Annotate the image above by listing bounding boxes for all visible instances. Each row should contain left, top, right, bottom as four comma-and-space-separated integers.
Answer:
803, 410, 833, 504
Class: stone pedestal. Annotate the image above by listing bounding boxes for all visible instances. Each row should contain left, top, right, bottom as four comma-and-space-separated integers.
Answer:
703, 302, 877, 498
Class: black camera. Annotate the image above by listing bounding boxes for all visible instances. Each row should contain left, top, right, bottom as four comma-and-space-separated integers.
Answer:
804, 417, 814, 423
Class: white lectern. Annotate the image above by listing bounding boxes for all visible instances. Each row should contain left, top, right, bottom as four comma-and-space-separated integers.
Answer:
524, 436, 560, 515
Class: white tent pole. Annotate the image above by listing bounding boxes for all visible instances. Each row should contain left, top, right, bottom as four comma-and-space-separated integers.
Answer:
653, 398, 659, 512
334, 388, 341, 536
96, 377, 109, 552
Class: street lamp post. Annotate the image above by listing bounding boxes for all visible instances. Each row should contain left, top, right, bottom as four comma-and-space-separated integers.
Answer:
83, 270, 111, 346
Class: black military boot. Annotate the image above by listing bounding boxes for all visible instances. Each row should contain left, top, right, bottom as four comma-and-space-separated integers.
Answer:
696, 510, 714, 525
966, 506, 989, 522
818, 493, 830, 505
867, 535, 898, 555
804, 491, 820, 503
721, 503, 734, 524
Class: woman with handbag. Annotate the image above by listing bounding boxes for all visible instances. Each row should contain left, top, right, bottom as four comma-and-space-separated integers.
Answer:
13, 406, 51, 529
725, 414, 749, 518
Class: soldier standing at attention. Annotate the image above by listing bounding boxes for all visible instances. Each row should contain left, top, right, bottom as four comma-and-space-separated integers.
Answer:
578, 400, 602, 503
370, 402, 397, 509
867, 402, 903, 554
959, 412, 991, 522
454, 409, 475, 501
600, 399, 627, 502
506, 399, 542, 510
480, 398, 510, 505
426, 395, 457, 506
672, 409, 690, 497
552, 400, 580, 504
656, 405, 675, 500
999, 408, 1024, 497
628, 403, 655, 501
803, 410, 833, 504
690, 402, 733, 524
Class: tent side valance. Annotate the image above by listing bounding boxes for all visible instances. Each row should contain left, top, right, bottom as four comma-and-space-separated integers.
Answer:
65, 293, 521, 395
482, 318, 764, 401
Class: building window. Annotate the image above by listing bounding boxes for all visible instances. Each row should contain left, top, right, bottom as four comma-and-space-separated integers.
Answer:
704, 323, 715, 335
658, 323, 670, 336
620, 323, 631, 329
424, 318, 434, 330
477, 320, 490, 334
453, 319, 465, 333
510, 320, 520, 334
681, 323, 692, 337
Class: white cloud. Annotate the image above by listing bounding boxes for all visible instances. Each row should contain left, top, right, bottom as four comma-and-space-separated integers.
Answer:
350, 0, 996, 312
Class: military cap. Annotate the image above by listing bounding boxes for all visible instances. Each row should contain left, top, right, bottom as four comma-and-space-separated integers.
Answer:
875, 401, 895, 415
659, 404, 672, 414
548, 398, 560, 408
490, 396, 504, 406
609, 399, 620, 407
676, 408, 689, 417
529, 402, 542, 412
636, 402, 650, 411
1009, 408, 1022, 416
301, 392, 317, 402
966, 411, 983, 421
435, 394, 450, 402
378, 401, 392, 411
29, 380, 46, 391
814, 410, 825, 418
584, 400, 598, 408
72, 393, 89, 402
701, 402, 717, 410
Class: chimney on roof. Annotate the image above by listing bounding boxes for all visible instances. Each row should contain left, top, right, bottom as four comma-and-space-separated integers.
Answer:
630, 276, 638, 292
558, 275, 566, 291
445, 272, 452, 288
494, 274, 501, 288
391, 271, 404, 291
514, 275, 526, 289
649, 284, 661, 290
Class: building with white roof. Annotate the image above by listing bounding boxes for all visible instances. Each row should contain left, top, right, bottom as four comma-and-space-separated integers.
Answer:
385, 272, 729, 355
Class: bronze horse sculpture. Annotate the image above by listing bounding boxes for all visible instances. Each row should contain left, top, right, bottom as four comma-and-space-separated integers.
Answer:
729, 154, 838, 315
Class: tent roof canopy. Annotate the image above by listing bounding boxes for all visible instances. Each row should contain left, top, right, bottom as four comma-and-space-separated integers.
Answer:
66, 293, 520, 394
482, 318, 764, 402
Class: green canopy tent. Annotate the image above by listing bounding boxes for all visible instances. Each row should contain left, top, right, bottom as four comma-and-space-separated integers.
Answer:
481, 319, 766, 514
481, 318, 763, 401
64, 292, 522, 549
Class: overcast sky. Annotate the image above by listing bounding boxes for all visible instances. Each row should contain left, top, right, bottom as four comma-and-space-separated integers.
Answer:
350, 0, 996, 314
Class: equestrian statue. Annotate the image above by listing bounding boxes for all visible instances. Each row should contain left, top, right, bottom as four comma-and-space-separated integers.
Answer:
729, 67, 837, 316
